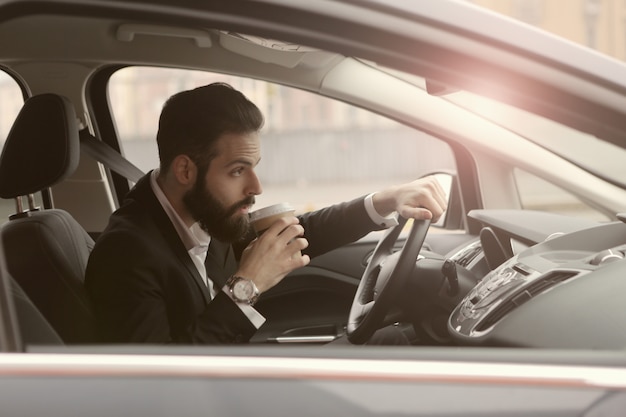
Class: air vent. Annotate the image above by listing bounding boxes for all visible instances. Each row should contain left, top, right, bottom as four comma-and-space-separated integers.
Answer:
525, 271, 577, 296
476, 271, 578, 332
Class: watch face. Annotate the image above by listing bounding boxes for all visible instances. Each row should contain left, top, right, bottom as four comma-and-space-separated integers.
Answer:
228, 276, 259, 305
233, 279, 255, 300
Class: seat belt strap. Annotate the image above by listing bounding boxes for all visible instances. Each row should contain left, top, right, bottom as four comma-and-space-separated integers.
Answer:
79, 129, 144, 183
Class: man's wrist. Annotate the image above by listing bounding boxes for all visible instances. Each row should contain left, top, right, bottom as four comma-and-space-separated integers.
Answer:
225, 275, 260, 306
365, 193, 399, 228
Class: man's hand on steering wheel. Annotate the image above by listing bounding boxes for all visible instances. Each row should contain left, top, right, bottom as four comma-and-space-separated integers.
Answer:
372, 176, 448, 222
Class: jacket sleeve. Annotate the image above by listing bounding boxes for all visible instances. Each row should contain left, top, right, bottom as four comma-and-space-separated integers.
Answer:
85, 229, 256, 344
299, 196, 382, 259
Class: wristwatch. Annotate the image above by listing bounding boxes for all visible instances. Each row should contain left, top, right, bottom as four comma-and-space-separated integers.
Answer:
226, 275, 260, 306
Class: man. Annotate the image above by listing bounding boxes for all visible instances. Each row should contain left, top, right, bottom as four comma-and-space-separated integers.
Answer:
85, 82, 447, 344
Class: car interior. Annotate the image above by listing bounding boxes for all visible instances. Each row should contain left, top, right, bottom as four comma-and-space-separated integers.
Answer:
0, 3, 625, 358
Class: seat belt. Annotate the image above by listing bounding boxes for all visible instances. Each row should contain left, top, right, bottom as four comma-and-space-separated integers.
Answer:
78, 129, 144, 183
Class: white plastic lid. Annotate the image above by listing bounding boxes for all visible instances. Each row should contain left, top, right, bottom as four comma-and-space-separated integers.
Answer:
249, 202, 295, 221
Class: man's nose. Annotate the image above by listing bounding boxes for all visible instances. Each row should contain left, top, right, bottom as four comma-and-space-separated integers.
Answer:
247, 170, 263, 195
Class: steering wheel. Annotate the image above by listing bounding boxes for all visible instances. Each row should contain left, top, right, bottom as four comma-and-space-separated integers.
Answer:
347, 216, 430, 344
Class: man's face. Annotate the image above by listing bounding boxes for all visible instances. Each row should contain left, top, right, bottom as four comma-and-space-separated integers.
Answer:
183, 132, 262, 242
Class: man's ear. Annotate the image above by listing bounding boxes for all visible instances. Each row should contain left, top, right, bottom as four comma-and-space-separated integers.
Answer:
171, 154, 197, 187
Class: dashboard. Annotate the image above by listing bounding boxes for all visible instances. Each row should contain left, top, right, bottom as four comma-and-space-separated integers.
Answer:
446, 210, 626, 349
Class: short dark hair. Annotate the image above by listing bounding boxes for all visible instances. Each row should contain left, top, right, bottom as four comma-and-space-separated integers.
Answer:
156, 82, 264, 172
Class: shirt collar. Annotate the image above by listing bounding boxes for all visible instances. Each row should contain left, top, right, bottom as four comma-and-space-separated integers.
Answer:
150, 169, 210, 253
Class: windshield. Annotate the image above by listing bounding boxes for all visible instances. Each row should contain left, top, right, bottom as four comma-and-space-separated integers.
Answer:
381, 65, 626, 189
444, 91, 626, 188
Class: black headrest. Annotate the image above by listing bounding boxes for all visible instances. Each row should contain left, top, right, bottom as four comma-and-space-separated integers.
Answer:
0, 94, 79, 199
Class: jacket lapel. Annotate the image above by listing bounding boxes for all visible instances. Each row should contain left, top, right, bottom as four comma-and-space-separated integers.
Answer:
205, 239, 237, 290
128, 173, 212, 304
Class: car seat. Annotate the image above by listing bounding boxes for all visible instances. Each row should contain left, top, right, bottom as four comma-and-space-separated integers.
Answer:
0, 93, 96, 344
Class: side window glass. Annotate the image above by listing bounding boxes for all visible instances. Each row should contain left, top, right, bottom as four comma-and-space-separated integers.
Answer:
514, 168, 609, 222
109, 67, 456, 216
0, 71, 24, 219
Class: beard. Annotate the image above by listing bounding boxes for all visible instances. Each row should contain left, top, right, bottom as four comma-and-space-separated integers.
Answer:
183, 175, 254, 243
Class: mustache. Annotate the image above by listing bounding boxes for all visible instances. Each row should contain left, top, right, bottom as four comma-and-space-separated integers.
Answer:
225, 196, 256, 217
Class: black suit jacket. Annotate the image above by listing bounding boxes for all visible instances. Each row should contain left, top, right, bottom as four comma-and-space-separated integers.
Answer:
85, 172, 379, 344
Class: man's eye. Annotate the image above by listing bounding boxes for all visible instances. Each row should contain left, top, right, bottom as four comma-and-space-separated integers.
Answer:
232, 167, 244, 176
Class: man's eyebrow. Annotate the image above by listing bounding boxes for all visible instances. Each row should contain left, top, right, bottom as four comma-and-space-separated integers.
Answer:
225, 157, 261, 167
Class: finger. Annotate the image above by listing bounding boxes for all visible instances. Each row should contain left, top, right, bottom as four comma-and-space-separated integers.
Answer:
277, 224, 305, 243
434, 182, 448, 208
263, 216, 299, 237
423, 176, 448, 208
420, 179, 447, 215
288, 236, 309, 252
429, 198, 446, 221
400, 191, 445, 220
431, 193, 447, 216
399, 206, 434, 221
289, 253, 311, 268
432, 181, 447, 205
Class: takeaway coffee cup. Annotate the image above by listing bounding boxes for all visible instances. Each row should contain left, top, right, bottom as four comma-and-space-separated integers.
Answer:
249, 202, 296, 236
